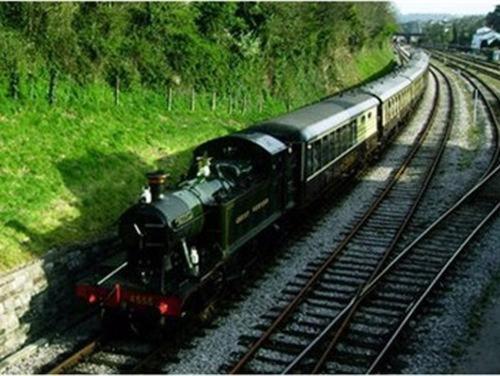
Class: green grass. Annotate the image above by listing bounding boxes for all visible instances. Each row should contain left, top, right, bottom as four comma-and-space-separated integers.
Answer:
0, 45, 394, 272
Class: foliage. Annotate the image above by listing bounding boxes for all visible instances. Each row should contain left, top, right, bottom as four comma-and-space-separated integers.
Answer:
451, 16, 487, 46
420, 15, 485, 47
0, 2, 397, 97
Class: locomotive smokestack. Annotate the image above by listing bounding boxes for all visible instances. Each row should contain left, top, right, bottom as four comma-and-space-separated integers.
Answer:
146, 171, 167, 201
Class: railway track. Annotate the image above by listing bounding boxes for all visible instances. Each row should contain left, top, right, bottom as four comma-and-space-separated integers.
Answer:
226, 65, 459, 374
404, 47, 499, 168
45, 334, 170, 374
46, 337, 101, 374
432, 51, 500, 169
431, 49, 500, 81
456, 52, 500, 71
459, 71, 500, 171
439, 49, 500, 71
282, 164, 500, 374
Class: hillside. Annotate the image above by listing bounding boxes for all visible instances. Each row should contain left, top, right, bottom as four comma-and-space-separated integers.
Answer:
0, 3, 397, 271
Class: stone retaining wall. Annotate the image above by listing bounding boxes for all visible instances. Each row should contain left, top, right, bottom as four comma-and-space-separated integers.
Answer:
0, 236, 119, 360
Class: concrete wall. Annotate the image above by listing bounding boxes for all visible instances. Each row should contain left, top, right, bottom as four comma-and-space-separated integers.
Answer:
0, 236, 119, 360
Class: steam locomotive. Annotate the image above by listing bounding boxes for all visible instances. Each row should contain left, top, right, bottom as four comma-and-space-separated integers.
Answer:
76, 50, 429, 326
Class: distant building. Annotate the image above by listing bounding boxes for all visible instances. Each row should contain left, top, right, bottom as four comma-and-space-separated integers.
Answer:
471, 27, 500, 49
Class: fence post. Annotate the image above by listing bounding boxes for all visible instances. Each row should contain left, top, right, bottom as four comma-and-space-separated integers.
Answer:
28, 71, 35, 100
114, 75, 120, 105
211, 91, 216, 111
259, 94, 263, 113
167, 86, 173, 111
8, 69, 20, 100
191, 88, 196, 111
47, 68, 57, 105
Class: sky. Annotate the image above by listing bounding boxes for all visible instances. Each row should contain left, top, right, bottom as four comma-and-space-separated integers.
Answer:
391, 0, 498, 15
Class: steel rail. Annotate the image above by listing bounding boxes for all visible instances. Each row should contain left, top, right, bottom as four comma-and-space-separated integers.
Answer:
229, 67, 440, 374
127, 339, 172, 373
459, 71, 500, 174
433, 50, 500, 79
457, 53, 500, 71
46, 337, 101, 374
283, 64, 455, 374
431, 49, 500, 81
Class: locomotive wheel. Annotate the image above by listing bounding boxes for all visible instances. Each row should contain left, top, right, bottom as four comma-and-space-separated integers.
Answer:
197, 303, 217, 324
183, 269, 226, 315
128, 314, 163, 339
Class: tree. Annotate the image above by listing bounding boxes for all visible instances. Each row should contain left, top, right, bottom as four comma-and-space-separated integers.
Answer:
0, 28, 26, 98
0, 2, 398, 96
486, 5, 500, 31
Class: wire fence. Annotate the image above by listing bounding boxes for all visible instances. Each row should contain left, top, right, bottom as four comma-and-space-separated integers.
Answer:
0, 73, 307, 115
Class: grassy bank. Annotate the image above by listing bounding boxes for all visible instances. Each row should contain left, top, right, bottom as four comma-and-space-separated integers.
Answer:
0, 44, 394, 272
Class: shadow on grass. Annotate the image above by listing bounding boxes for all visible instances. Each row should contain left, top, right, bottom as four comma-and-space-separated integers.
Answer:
6, 150, 152, 255
6, 147, 195, 256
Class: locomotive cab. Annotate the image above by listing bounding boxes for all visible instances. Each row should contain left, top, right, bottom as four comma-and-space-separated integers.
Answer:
190, 132, 292, 257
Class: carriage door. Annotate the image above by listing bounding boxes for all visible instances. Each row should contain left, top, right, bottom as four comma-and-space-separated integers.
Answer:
283, 144, 299, 209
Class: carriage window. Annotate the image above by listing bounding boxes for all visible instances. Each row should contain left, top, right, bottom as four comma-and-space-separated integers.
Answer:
322, 136, 329, 165
328, 133, 335, 160
339, 128, 345, 153
342, 126, 350, 151
313, 141, 321, 172
307, 144, 314, 175
368, 112, 372, 119
333, 132, 337, 158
